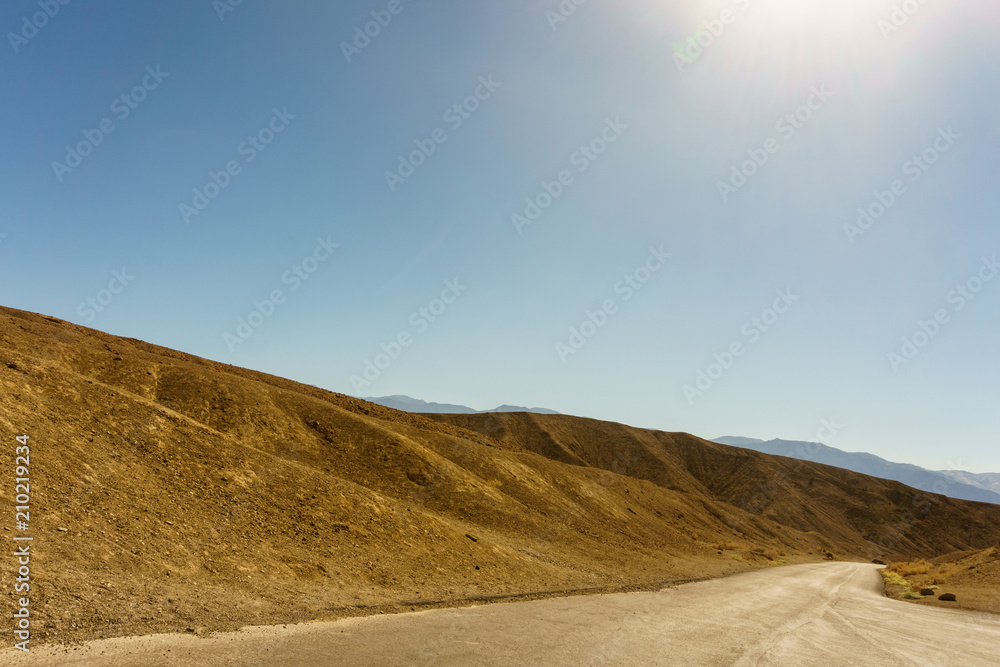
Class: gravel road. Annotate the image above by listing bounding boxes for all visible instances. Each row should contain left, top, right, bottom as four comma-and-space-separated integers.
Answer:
7, 562, 998, 666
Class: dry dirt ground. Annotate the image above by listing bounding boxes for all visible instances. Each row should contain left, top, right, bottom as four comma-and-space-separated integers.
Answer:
882, 544, 1000, 614
5, 563, 1000, 666
0, 305, 998, 648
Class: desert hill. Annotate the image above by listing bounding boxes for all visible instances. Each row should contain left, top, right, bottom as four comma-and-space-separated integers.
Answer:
431, 413, 1000, 557
2, 305, 999, 645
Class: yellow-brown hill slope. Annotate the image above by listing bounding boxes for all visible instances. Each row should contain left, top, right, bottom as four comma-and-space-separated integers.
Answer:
431, 413, 1000, 557
1, 305, 998, 645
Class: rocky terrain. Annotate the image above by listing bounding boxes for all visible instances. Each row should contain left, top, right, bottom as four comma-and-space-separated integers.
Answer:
1, 305, 999, 645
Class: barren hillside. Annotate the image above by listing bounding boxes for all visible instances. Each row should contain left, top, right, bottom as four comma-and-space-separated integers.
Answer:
1, 305, 999, 645
432, 413, 1000, 557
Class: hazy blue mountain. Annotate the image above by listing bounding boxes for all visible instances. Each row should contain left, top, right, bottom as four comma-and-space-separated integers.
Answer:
935, 470, 1000, 495
488, 404, 560, 414
365, 395, 559, 415
713, 436, 1000, 505
713, 436, 766, 448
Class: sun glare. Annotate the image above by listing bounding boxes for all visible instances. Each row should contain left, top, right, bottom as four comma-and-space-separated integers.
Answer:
653, 0, 885, 72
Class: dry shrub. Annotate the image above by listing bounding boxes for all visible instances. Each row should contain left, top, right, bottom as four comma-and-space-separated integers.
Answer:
889, 559, 932, 576
882, 570, 908, 587
712, 541, 740, 551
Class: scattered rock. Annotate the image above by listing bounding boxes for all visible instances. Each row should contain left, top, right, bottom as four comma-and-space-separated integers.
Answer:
406, 470, 431, 486
6, 362, 17, 370
938, 593, 957, 602
920, 588, 935, 596
465, 534, 478, 543
872, 559, 886, 565
56, 527, 68, 532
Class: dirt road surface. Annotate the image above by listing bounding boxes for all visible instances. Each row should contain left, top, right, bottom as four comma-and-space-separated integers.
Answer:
6, 562, 998, 666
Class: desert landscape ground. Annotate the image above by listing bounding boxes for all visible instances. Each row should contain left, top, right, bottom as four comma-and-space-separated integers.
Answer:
881, 544, 1000, 614
1, 304, 999, 654
8, 563, 1000, 666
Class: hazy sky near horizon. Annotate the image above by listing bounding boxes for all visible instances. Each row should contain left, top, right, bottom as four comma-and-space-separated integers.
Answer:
2, 1, 999, 472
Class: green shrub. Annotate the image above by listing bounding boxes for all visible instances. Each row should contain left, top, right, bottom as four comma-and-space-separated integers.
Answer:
881, 570, 908, 587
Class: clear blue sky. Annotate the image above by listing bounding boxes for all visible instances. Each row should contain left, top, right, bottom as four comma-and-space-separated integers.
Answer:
2, 1, 998, 472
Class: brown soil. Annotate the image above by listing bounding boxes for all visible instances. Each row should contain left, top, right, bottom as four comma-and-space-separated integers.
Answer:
1, 305, 999, 646
882, 544, 1000, 614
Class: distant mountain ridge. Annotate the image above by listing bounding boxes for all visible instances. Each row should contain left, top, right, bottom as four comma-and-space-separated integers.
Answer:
364, 394, 560, 415
935, 469, 1000, 495
714, 436, 1000, 505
